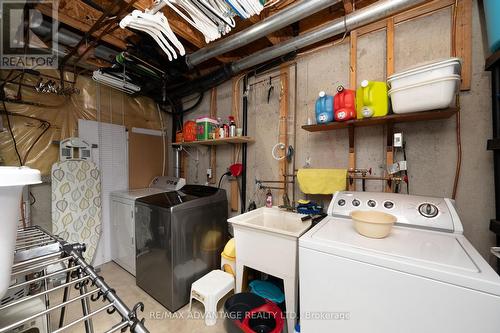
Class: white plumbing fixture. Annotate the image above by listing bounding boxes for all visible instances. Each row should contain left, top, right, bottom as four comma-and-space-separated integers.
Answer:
0, 166, 41, 299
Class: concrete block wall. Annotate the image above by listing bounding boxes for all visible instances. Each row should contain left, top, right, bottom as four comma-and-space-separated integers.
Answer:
180, 2, 496, 261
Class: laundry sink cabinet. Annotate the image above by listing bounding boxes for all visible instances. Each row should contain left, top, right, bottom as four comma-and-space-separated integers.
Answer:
228, 207, 311, 333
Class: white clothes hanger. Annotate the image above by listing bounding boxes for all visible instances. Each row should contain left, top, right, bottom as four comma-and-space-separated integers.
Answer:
121, 8, 187, 60
162, 0, 221, 42
133, 10, 185, 56
120, 14, 175, 60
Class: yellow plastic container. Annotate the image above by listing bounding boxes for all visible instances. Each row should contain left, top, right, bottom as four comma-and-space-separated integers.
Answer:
356, 80, 389, 119
221, 238, 236, 276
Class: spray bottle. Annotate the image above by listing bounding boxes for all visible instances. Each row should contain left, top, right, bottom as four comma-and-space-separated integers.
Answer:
265, 189, 273, 208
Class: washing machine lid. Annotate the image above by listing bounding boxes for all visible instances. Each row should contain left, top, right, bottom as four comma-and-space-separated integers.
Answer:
135, 185, 219, 208
111, 188, 166, 201
300, 217, 500, 296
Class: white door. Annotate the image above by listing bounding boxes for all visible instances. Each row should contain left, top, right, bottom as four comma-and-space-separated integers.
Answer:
111, 199, 135, 275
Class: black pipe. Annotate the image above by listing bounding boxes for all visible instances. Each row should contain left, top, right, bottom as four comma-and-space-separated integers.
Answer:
166, 64, 234, 99
241, 75, 249, 213
493, 66, 500, 218
489, 63, 500, 273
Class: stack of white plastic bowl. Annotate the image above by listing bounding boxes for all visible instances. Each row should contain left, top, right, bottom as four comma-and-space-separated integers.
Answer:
0, 166, 41, 299
388, 58, 462, 114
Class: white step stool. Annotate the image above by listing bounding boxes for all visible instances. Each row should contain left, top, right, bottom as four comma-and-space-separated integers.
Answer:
189, 269, 235, 326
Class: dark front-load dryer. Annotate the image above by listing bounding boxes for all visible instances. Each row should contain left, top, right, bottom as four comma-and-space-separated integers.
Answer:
134, 185, 228, 312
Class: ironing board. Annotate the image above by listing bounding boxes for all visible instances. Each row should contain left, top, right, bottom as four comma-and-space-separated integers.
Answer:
51, 138, 102, 263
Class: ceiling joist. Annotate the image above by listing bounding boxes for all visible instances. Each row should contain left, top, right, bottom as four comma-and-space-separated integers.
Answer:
36, 2, 129, 49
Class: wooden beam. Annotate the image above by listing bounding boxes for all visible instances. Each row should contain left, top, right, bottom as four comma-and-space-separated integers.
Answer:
349, 30, 357, 89
385, 124, 394, 193
209, 88, 217, 185
454, 0, 472, 91
348, 126, 356, 191
36, 3, 127, 49
348, 30, 357, 191
343, 0, 354, 14
279, 66, 290, 202
130, 0, 206, 48
386, 17, 395, 77
357, 0, 455, 37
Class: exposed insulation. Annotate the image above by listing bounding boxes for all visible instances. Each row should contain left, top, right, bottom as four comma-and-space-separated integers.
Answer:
0, 70, 161, 175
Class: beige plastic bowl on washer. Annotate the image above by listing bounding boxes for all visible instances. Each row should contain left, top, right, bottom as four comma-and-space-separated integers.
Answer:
350, 210, 397, 239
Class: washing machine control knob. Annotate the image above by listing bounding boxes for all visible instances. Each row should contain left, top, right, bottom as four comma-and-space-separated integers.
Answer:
338, 199, 346, 206
383, 201, 394, 209
418, 203, 438, 218
367, 200, 376, 208
352, 199, 360, 207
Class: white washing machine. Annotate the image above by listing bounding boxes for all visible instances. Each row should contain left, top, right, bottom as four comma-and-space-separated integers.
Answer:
299, 191, 500, 333
110, 176, 185, 275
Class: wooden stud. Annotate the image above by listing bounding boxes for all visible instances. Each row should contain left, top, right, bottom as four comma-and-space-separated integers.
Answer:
454, 0, 472, 91
348, 30, 357, 191
385, 17, 395, 193
385, 124, 394, 193
279, 67, 290, 203
386, 17, 395, 77
230, 180, 239, 212
230, 76, 242, 212
343, 0, 354, 14
348, 126, 356, 191
209, 88, 217, 185
356, 0, 456, 37
349, 30, 357, 90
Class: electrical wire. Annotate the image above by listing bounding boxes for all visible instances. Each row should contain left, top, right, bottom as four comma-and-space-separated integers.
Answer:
451, 0, 462, 200
2, 100, 22, 166
157, 103, 167, 176
0, 104, 52, 166
218, 171, 231, 188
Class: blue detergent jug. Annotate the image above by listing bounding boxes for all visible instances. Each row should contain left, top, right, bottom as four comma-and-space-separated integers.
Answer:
315, 91, 334, 124
484, 0, 500, 52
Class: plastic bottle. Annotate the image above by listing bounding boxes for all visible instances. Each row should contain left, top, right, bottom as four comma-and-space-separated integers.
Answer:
265, 189, 273, 208
217, 117, 223, 139
229, 116, 236, 137
334, 85, 356, 121
315, 91, 334, 124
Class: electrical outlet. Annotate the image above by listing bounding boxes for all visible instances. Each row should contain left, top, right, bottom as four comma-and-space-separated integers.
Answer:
394, 132, 403, 148
387, 161, 407, 174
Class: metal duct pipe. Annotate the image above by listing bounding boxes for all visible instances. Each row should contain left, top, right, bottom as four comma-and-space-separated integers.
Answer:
231, 0, 428, 73
186, 0, 342, 68
173, 147, 182, 178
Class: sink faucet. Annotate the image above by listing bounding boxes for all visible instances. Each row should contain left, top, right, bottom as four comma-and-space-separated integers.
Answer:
278, 193, 295, 212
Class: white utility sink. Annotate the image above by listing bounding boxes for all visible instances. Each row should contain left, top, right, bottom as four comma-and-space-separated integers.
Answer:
228, 206, 311, 238
228, 207, 312, 333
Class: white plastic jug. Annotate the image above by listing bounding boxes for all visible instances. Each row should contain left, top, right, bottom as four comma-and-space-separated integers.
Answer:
0, 166, 41, 299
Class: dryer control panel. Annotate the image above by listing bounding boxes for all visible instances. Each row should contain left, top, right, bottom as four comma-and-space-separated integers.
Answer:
329, 191, 463, 233
150, 176, 186, 192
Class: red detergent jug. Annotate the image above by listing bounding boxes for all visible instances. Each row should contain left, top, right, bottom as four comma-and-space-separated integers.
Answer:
334, 85, 356, 121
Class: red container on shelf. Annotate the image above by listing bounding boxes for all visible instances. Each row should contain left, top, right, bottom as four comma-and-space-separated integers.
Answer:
334, 85, 356, 121
183, 121, 197, 142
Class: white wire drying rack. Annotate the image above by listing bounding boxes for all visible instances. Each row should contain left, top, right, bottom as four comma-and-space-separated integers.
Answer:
0, 226, 149, 333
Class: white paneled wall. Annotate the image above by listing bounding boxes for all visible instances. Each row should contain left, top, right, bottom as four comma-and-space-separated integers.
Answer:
78, 119, 128, 267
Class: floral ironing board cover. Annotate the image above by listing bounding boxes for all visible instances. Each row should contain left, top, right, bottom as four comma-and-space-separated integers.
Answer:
51, 160, 102, 263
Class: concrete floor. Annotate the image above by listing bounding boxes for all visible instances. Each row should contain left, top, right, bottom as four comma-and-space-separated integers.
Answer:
50, 262, 229, 333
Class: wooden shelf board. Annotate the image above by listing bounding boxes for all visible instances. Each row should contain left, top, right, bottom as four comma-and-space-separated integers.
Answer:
302, 109, 457, 132
172, 136, 254, 146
